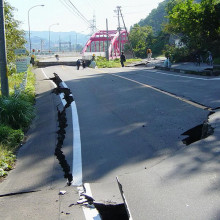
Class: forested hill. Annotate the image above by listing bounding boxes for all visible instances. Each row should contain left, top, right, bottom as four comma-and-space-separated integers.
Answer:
138, 0, 201, 33
138, 0, 169, 33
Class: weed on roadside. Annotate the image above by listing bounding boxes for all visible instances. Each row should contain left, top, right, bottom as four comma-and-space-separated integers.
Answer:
0, 68, 36, 179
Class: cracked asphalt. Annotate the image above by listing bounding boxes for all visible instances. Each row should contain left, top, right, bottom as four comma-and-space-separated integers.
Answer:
1, 61, 220, 220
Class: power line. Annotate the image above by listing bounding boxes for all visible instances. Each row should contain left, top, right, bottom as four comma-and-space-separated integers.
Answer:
59, 0, 75, 15
59, 0, 98, 33
66, 0, 91, 25
59, 0, 90, 26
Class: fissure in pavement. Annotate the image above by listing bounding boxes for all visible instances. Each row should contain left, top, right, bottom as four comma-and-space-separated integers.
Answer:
182, 112, 214, 145
50, 73, 74, 185
0, 190, 39, 198
94, 203, 129, 220
50, 73, 129, 218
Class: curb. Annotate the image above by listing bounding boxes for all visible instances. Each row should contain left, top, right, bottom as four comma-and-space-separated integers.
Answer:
155, 65, 220, 76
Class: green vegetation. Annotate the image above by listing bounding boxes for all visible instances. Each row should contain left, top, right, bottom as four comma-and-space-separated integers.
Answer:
131, 0, 220, 62
0, 69, 35, 178
5, 1, 27, 65
95, 57, 121, 68
214, 57, 220, 65
126, 25, 153, 58
0, 1, 35, 178
165, 0, 220, 59
138, 0, 169, 33
95, 56, 142, 68
0, 94, 35, 130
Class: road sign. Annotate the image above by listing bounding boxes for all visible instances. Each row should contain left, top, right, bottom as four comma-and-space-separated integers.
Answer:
16, 57, 29, 73
14, 48, 26, 55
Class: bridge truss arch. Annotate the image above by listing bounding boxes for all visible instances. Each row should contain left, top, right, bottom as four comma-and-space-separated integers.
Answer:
81, 30, 128, 59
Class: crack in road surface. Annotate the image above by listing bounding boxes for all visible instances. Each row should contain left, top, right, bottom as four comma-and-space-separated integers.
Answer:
182, 112, 215, 145
0, 190, 40, 198
50, 73, 74, 185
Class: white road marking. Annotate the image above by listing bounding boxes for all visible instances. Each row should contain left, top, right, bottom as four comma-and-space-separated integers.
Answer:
61, 81, 68, 88
41, 70, 83, 185
71, 100, 83, 186
41, 69, 67, 105
109, 72, 210, 110
41, 68, 101, 219
82, 183, 102, 220
41, 68, 57, 87
147, 69, 220, 81
94, 68, 212, 110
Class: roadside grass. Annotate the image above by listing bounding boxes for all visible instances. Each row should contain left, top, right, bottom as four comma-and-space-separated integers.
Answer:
95, 56, 142, 68
214, 57, 220, 65
0, 68, 35, 178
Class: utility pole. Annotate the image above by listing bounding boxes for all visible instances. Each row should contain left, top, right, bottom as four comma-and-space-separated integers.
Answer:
106, 18, 109, 60
119, 7, 135, 58
116, 6, 122, 55
69, 36, 72, 52
90, 13, 97, 35
41, 39, 44, 52
0, 0, 9, 97
59, 36, 61, 52
75, 34, 77, 52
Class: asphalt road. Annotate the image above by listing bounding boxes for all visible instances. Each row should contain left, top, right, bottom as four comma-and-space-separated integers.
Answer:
1, 64, 220, 219
40, 65, 218, 196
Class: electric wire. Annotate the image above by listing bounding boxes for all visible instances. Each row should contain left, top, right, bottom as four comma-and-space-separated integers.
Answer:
66, 0, 91, 25
59, 0, 76, 15
59, 0, 91, 27
59, 0, 99, 33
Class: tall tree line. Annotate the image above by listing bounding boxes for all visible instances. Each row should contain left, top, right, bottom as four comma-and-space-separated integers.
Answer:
4, 1, 26, 73
127, 0, 220, 60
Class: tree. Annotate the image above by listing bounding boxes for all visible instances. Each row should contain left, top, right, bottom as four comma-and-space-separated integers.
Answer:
4, 1, 26, 65
165, 0, 220, 55
138, 0, 170, 34
128, 25, 153, 58
145, 31, 170, 56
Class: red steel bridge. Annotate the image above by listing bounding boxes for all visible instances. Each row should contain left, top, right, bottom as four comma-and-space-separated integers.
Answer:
81, 30, 128, 59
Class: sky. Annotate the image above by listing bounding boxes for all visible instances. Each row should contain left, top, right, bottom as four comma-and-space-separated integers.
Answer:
7, 0, 164, 34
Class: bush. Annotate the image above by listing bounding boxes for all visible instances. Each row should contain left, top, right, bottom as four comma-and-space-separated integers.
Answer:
0, 68, 36, 178
163, 45, 191, 63
214, 57, 220, 65
7, 63, 17, 76
0, 145, 16, 176
0, 95, 35, 130
0, 125, 24, 147
95, 56, 121, 68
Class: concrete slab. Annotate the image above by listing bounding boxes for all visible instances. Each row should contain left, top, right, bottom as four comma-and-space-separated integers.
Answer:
0, 189, 60, 220
118, 111, 220, 220
59, 187, 85, 220
0, 187, 85, 220
88, 181, 124, 205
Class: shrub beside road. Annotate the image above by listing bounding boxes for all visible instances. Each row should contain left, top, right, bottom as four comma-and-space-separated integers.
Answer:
0, 68, 35, 178
95, 56, 142, 68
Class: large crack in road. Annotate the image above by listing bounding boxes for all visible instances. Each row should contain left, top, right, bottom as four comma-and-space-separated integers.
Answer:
50, 73, 74, 185
48, 71, 217, 219
182, 111, 215, 145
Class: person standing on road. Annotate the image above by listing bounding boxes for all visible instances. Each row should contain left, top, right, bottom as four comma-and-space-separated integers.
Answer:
120, 51, 126, 67
206, 51, 213, 66
82, 60, 86, 69
147, 48, 152, 61
76, 59, 81, 70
